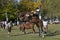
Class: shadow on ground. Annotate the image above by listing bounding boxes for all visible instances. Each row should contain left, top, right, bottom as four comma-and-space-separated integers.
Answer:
11, 30, 60, 37
11, 31, 39, 36
46, 30, 60, 36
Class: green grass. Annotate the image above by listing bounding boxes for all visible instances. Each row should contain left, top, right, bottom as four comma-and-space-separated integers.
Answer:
0, 24, 60, 40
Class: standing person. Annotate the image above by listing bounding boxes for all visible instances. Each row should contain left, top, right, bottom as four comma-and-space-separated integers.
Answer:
2, 21, 5, 29
17, 21, 19, 27
7, 21, 12, 35
0, 21, 2, 28
43, 19, 48, 34
5, 21, 7, 29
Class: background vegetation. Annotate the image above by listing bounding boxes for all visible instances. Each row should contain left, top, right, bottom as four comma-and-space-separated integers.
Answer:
0, 0, 60, 20
42, 0, 60, 18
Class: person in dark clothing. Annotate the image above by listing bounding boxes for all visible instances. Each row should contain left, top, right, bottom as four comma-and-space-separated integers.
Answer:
7, 21, 12, 35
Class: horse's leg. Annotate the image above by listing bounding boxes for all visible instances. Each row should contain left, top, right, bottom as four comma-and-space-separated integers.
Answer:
37, 23, 44, 37
32, 28, 35, 34
22, 27, 26, 34
40, 26, 45, 38
32, 24, 35, 34
38, 26, 42, 36
43, 26, 48, 34
3, 24, 5, 29
38, 26, 44, 37
19, 24, 22, 31
23, 29, 26, 34
35, 23, 41, 36
39, 27, 41, 36
20, 26, 22, 31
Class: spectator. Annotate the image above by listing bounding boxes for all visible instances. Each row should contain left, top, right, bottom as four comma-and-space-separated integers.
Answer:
43, 19, 48, 34
7, 21, 12, 35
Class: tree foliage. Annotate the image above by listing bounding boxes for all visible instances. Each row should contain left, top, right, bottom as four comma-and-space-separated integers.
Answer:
42, 0, 60, 18
18, 0, 42, 11
0, 0, 41, 20
0, 0, 18, 20
1, 0, 60, 20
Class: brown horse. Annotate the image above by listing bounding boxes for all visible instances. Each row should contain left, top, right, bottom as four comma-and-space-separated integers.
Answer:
19, 21, 35, 34
19, 15, 43, 35
18, 11, 44, 36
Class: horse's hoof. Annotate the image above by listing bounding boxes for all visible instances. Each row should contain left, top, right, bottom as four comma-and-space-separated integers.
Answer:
42, 34, 45, 38
8, 32, 10, 35
33, 32, 35, 34
39, 35, 40, 37
42, 35, 44, 38
24, 32, 26, 34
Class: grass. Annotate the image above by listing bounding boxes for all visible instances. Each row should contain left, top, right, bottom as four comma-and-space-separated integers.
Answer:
0, 24, 60, 40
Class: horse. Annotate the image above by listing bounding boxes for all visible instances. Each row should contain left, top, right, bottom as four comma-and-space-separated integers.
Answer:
18, 11, 45, 37
18, 11, 35, 33
19, 15, 44, 37
19, 20, 35, 34
20, 13, 43, 35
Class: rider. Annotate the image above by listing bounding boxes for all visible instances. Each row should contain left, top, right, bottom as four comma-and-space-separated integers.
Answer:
33, 8, 40, 18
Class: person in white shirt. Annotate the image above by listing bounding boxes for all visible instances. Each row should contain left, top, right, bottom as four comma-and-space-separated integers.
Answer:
5, 21, 7, 29
43, 19, 48, 34
17, 21, 19, 25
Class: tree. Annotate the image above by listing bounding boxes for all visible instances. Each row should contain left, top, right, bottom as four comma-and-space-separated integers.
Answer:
0, 0, 43, 20
0, 0, 19, 20
42, 0, 60, 18
18, 0, 42, 11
